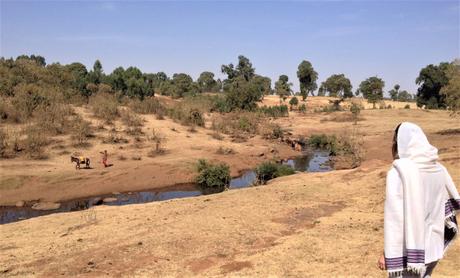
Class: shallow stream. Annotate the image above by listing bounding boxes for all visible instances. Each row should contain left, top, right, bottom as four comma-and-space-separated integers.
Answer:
0, 151, 332, 224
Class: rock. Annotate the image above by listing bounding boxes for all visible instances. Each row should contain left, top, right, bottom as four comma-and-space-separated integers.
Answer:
31, 202, 61, 211
258, 152, 265, 157
15, 201, 25, 207
92, 197, 103, 206
103, 197, 117, 203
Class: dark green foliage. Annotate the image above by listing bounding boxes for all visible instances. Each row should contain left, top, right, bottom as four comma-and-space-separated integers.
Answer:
275, 75, 292, 101
255, 161, 295, 184
357, 77, 385, 108
416, 62, 452, 109
224, 76, 264, 110
388, 84, 400, 101
258, 105, 289, 118
195, 159, 231, 191
197, 71, 219, 92
307, 134, 338, 154
397, 90, 413, 102
297, 60, 318, 101
299, 104, 307, 113
404, 104, 411, 109
289, 97, 299, 107
319, 74, 353, 98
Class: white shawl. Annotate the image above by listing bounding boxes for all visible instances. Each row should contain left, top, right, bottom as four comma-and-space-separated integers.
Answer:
384, 122, 460, 277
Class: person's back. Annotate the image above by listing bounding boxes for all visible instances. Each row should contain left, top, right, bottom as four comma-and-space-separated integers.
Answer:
421, 164, 449, 263
380, 122, 460, 277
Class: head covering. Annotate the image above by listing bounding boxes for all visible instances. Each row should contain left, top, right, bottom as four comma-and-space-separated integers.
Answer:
397, 122, 438, 170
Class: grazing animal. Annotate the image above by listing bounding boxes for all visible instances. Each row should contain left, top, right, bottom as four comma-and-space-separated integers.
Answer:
71, 156, 90, 170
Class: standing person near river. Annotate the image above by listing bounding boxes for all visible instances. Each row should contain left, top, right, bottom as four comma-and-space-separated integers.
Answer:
378, 122, 459, 277
100, 150, 109, 167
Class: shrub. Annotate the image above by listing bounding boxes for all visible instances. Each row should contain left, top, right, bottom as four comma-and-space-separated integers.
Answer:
404, 104, 411, 109
307, 134, 338, 154
255, 161, 295, 184
299, 104, 307, 114
23, 125, 49, 159
90, 93, 119, 123
129, 97, 165, 117
350, 103, 361, 125
272, 124, 284, 139
289, 97, 299, 110
195, 159, 231, 192
258, 105, 289, 118
211, 112, 263, 136
35, 103, 74, 135
120, 109, 143, 127
168, 105, 205, 127
0, 100, 21, 123
149, 129, 166, 153
70, 115, 92, 146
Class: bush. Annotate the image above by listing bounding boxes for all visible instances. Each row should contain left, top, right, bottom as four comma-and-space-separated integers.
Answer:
195, 159, 231, 192
211, 112, 263, 136
271, 124, 284, 139
149, 129, 166, 153
307, 134, 338, 154
35, 103, 74, 135
0, 100, 21, 123
120, 109, 144, 135
90, 93, 119, 123
350, 103, 361, 124
23, 125, 49, 159
258, 105, 289, 118
70, 115, 92, 146
255, 161, 295, 184
289, 97, 299, 110
168, 105, 205, 127
299, 104, 307, 114
129, 97, 166, 118
404, 104, 411, 109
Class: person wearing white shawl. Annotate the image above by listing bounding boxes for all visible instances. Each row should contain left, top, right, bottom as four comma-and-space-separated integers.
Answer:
378, 122, 459, 277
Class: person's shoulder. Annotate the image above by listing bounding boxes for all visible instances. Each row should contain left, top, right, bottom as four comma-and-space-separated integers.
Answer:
387, 166, 400, 181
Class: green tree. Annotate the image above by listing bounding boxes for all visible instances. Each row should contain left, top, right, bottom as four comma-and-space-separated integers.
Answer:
221, 55, 256, 87
275, 75, 292, 101
66, 62, 89, 98
440, 64, 460, 114
225, 76, 264, 110
388, 84, 400, 101
197, 71, 217, 92
253, 75, 272, 96
297, 60, 318, 101
318, 74, 353, 98
415, 62, 451, 109
397, 90, 412, 102
87, 59, 104, 84
357, 77, 385, 108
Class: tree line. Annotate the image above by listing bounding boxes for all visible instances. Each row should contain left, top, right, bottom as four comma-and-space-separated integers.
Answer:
1, 54, 459, 112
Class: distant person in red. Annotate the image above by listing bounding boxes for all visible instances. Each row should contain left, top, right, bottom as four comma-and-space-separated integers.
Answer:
100, 150, 108, 167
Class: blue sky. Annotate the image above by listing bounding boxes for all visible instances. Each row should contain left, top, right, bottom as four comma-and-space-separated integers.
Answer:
1, 0, 458, 95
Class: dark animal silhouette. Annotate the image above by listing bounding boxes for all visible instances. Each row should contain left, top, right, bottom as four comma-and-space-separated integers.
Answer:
71, 156, 90, 170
